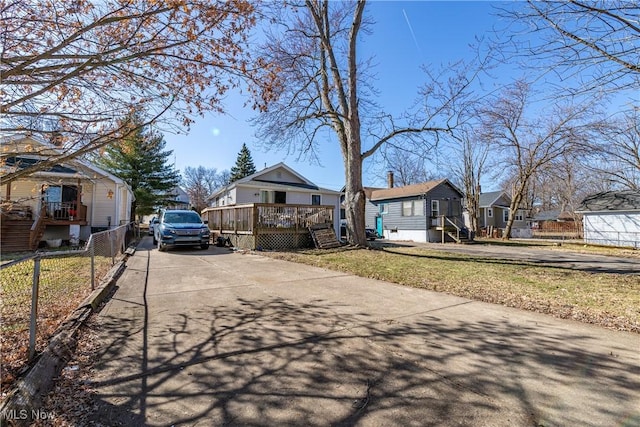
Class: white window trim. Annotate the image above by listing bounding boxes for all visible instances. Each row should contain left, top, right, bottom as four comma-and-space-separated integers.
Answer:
488, 208, 493, 218
431, 200, 439, 217
402, 201, 413, 217
503, 209, 509, 222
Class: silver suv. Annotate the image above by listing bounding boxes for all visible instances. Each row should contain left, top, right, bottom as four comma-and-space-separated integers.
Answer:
153, 209, 210, 251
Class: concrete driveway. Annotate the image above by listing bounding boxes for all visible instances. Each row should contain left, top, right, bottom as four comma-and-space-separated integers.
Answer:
85, 237, 640, 426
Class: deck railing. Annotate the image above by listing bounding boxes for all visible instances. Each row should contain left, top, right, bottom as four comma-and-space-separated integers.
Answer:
203, 203, 334, 234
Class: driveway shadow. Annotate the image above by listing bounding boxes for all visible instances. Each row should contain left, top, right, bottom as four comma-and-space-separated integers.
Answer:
79, 290, 639, 426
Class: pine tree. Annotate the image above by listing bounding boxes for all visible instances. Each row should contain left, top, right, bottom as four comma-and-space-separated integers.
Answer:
229, 143, 257, 182
95, 113, 181, 220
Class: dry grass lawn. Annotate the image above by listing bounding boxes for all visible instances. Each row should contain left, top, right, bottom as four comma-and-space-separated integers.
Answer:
261, 242, 640, 333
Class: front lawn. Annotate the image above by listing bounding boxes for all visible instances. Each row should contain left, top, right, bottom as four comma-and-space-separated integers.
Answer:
261, 243, 639, 333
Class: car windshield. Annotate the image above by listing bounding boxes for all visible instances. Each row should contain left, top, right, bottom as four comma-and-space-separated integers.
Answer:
164, 212, 201, 224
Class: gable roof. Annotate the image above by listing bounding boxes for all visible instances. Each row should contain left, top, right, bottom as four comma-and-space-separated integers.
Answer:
369, 179, 463, 202
577, 191, 640, 213
210, 162, 340, 199
479, 190, 510, 208
5, 156, 78, 174
234, 162, 315, 187
1, 133, 130, 188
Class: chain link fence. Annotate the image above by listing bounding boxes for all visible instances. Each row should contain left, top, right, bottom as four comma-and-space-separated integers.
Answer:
584, 232, 640, 249
0, 223, 139, 393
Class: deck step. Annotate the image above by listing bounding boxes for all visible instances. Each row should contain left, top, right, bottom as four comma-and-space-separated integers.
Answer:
1, 219, 34, 252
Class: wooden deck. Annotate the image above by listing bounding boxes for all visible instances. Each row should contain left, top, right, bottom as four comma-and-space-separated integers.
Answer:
202, 203, 335, 250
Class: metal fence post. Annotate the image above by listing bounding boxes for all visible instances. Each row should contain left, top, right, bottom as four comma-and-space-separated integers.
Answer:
110, 230, 115, 265
28, 255, 41, 362
90, 238, 96, 290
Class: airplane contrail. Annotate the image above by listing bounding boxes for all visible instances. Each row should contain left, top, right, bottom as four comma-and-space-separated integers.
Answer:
402, 8, 422, 56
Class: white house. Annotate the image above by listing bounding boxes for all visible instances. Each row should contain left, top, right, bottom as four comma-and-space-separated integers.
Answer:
203, 163, 342, 249
1, 134, 134, 250
576, 190, 640, 249
208, 162, 342, 237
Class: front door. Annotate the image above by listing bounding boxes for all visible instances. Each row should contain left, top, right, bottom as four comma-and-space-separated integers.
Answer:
376, 216, 383, 237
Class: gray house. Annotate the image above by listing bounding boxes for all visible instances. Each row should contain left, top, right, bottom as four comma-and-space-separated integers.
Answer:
576, 190, 640, 248
476, 191, 529, 238
365, 177, 466, 243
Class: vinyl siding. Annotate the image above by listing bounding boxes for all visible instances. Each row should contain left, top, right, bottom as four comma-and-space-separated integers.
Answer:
366, 182, 463, 242
254, 168, 306, 184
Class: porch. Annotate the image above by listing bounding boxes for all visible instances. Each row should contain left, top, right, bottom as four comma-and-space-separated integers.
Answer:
202, 203, 335, 250
0, 201, 88, 252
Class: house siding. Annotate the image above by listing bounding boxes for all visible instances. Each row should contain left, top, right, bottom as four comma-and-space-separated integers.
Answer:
255, 168, 306, 184
364, 199, 379, 230
583, 212, 640, 248
369, 182, 463, 243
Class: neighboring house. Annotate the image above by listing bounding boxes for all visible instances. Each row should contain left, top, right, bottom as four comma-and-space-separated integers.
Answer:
576, 190, 640, 248
166, 186, 191, 210
1, 134, 134, 251
203, 163, 342, 249
365, 175, 466, 243
476, 191, 529, 238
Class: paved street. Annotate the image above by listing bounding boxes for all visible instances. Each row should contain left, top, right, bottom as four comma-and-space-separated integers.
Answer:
85, 237, 640, 426
379, 241, 640, 275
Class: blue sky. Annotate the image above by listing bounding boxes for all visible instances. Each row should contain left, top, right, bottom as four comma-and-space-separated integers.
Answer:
163, 1, 510, 191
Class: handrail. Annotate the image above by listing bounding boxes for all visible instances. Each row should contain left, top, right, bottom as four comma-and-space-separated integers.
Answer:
443, 216, 461, 242
29, 206, 46, 250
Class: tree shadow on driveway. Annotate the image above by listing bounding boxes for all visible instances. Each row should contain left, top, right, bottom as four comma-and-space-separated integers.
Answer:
81, 292, 639, 427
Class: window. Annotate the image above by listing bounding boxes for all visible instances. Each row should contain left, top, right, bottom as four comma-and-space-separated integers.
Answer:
503, 209, 509, 222
402, 200, 423, 217
515, 211, 524, 221
431, 200, 439, 217
402, 201, 413, 216
311, 194, 321, 205
274, 191, 286, 204
260, 190, 286, 204
379, 203, 388, 214
260, 190, 272, 203
488, 208, 493, 218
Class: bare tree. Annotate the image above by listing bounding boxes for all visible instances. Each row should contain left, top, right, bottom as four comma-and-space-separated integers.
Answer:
250, 1, 478, 245
479, 80, 601, 238
183, 166, 229, 213
591, 110, 640, 190
381, 147, 433, 187
1, 1, 270, 186
446, 127, 489, 235
502, 0, 639, 95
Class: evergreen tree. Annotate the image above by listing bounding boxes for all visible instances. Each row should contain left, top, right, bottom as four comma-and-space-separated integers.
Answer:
229, 143, 257, 182
95, 113, 181, 220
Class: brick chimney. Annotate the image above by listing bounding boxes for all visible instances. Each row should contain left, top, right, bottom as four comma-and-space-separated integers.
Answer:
387, 171, 394, 189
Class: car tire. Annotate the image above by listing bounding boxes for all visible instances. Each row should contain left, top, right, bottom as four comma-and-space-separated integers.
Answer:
157, 239, 165, 252
200, 243, 209, 250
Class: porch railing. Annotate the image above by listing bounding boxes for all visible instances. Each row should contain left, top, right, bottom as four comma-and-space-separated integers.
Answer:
44, 202, 87, 221
203, 203, 334, 234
